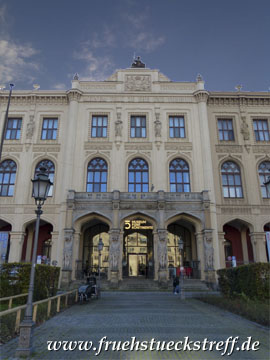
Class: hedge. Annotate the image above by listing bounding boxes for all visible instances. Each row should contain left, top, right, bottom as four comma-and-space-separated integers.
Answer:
0, 263, 60, 301
217, 263, 270, 300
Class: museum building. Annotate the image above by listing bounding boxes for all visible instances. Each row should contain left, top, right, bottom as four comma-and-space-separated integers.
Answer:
0, 59, 269, 287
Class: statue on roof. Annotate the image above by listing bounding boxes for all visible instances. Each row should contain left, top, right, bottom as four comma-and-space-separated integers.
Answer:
131, 56, 145, 68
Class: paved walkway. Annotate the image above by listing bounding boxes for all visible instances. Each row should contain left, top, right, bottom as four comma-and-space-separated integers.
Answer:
1, 292, 269, 360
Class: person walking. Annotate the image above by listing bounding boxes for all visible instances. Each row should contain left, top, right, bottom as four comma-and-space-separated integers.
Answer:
173, 276, 180, 295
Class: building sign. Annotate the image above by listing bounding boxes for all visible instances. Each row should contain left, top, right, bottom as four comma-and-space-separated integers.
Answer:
124, 220, 153, 230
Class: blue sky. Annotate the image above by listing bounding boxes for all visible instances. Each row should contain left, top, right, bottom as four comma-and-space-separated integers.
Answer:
0, 0, 269, 91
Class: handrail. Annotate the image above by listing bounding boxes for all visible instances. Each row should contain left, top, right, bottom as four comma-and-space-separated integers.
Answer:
0, 293, 28, 309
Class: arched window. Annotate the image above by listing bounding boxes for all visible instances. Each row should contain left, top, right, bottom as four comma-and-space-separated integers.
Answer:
128, 158, 148, 192
0, 159, 17, 196
169, 158, 190, 192
87, 158, 107, 192
221, 161, 243, 198
34, 160, 55, 197
258, 161, 270, 198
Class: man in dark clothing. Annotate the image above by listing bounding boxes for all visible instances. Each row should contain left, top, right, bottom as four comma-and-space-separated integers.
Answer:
173, 276, 180, 294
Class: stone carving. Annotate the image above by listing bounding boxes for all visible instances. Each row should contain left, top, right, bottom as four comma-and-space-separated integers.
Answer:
131, 56, 145, 68
63, 229, 74, 270
73, 73, 79, 80
109, 231, 120, 271
203, 232, 214, 270
26, 115, 35, 140
240, 116, 250, 140
115, 112, 123, 137
215, 145, 243, 153
158, 231, 167, 270
125, 75, 151, 92
154, 113, 162, 137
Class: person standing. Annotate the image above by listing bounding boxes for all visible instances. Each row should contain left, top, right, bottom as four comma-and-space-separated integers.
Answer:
173, 276, 180, 294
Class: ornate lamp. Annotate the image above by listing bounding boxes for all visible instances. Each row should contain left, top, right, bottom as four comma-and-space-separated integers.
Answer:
32, 166, 53, 205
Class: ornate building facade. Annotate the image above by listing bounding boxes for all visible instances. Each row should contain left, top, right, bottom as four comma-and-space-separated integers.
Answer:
1, 62, 269, 287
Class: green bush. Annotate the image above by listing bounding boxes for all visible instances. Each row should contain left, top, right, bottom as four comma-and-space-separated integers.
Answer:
217, 263, 270, 300
0, 263, 60, 301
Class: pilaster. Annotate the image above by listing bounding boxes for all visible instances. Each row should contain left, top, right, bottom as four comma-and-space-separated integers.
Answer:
157, 229, 168, 287
250, 232, 267, 263
218, 232, 226, 269
8, 232, 25, 263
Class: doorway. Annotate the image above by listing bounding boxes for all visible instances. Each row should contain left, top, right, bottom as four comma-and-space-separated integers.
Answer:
128, 254, 147, 277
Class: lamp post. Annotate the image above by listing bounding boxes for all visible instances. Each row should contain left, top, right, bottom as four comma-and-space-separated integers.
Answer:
264, 176, 270, 198
178, 236, 185, 300
98, 237, 104, 285
16, 167, 52, 357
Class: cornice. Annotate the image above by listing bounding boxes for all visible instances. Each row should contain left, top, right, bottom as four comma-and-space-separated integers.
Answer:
0, 93, 68, 106
193, 90, 209, 103
66, 89, 82, 102
208, 92, 270, 106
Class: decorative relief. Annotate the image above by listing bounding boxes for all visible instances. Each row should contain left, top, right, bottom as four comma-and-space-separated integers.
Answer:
84, 95, 195, 103
115, 112, 123, 137
124, 143, 152, 150
208, 96, 270, 106
215, 145, 243, 153
26, 115, 35, 140
0, 95, 68, 106
203, 231, 214, 270
125, 75, 151, 91
157, 230, 167, 270
80, 83, 117, 91
160, 83, 195, 91
194, 90, 209, 103
3, 145, 23, 153
252, 145, 270, 154
33, 145, 60, 152
240, 116, 250, 140
165, 143, 192, 151
84, 142, 113, 150
154, 112, 162, 137
63, 229, 74, 270
220, 207, 252, 215
109, 230, 120, 271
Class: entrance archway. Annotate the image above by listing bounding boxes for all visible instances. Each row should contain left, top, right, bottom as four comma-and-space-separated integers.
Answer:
0, 219, 12, 263
122, 217, 154, 279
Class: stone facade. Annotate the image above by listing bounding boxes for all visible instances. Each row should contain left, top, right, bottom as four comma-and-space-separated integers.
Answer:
0, 66, 269, 287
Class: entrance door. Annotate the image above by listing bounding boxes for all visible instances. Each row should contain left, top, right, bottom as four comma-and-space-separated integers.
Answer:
128, 254, 147, 277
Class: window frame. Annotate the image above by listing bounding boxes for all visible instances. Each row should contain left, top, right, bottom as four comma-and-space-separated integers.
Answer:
221, 161, 243, 199
0, 159, 17, 197
217, 118, 235, 142
91, 115, 108, 138
169, 158, 190, 193
253, 119, 270, 142
130, 115, 147, 138
4, 118, 22, 140
128, 158, 149, 193
169, 116, 186, 139
258, 161, 270, 199
86, 158, 108, 193
41, 118, 58, 141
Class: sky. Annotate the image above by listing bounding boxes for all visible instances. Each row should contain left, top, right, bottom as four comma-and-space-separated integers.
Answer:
0, 0, 269, 92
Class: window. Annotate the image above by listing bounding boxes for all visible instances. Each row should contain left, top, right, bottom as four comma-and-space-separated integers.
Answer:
221, 161, 243, 198
41, 118, 58, 140
5, 118, 22, 140
91, 116, 108, 138
0, 160, 17, 196
258, 161, 270, 198
169, 116, 185, 138
128, 158, 148, 192
253, 119, 269, 141
169, 158, 190, 192
218, 119, 234, 141
34, 160, 55, 197
87, 158, 107, 192
130, 116, 146, 138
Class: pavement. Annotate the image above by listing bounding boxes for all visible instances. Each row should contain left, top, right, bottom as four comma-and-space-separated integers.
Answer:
0, 292, 269, 360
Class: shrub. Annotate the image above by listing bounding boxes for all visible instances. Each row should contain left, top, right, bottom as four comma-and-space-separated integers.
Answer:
217, 263, 270, 300
0, 263, 60, 301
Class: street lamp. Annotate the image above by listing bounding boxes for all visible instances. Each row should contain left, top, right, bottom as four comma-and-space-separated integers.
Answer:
98, 237, 104, 285
264, 176, 270, 198
16, 167, 53, 357
178, 236, 185, 300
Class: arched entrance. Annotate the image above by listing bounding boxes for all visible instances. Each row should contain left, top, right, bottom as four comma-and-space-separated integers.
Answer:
21, 220, 53, 264
122, 217, 154, 279
80, 220, 110, 279
167, 216, 200, 279
0, 219, 12, 263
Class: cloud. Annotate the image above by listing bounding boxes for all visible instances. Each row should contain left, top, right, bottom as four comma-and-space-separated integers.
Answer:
128, 32, 165, 52
52, 83, 67, 90
0, 39, 40, 84
90, 26, 116, 49
74, 47, 114, 81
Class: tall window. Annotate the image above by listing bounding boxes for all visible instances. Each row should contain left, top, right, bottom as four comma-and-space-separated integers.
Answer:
221, 161, 243, 198
5, 118, 22, 140
253, 119, 269, 141
0, 160, 17, 196
87, 158, 107, 192
34, 160, 55, 197
41, 118, 58, 140
169, 158, 190, 192
218, 119, 234, 141
258, 161, 270, 198
130, 116, 146, 138
128, 158, 148, 192
169, 116, 185, 138
91, 115, 108, 138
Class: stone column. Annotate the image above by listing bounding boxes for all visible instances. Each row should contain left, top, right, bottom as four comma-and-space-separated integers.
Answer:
71, 232, 81, 280
157, 191, 165, 228
8, 232, 25, 262
108, 228, 121, 288
195, 232, 205, 280
240, 229, 249, 264
218, 232, 226, 269
203, 230, 216, 287
250, 232, 267, 263
61, 228, 74, 288
157, 229, 168, 288
153, 231, 159, 281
